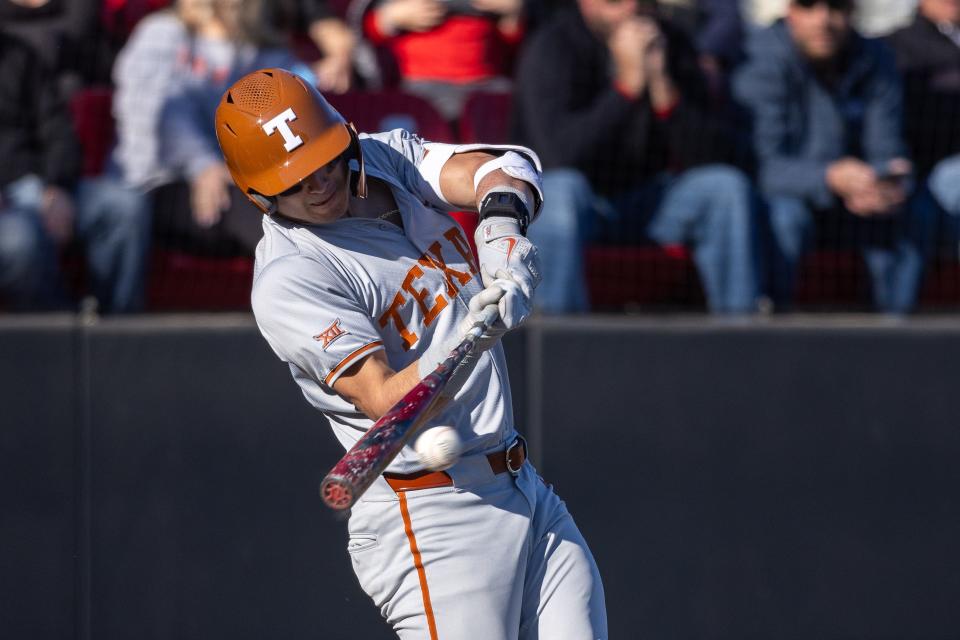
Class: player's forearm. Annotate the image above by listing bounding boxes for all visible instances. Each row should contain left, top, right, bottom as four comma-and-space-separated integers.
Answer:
351, 360, 423, 420
438, 153, 530, 210
475, 171, 534, 211
437, 152, 493, 209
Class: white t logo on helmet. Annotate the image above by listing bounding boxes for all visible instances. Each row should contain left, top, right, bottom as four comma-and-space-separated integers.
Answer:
262, 108, 304, 152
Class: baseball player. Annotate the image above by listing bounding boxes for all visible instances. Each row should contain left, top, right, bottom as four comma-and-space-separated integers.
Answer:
215, 68, 607, 639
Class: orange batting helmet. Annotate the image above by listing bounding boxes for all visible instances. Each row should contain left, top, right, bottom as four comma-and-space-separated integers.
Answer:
215, 68, 366, 212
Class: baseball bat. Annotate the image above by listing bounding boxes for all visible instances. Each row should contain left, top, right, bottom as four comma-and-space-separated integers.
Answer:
320, 306, 499, 510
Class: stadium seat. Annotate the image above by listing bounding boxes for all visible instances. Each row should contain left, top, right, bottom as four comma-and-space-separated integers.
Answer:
459, 91, 513, 144
585, 246, 874, 312
919, 255, 960, 307
327, 91, 456, 143
147, 250, 253, 311
793, 249, 870, 308
585, 245, 704, 310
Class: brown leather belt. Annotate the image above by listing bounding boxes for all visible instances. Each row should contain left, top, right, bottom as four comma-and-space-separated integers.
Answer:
383, 436, 527, 493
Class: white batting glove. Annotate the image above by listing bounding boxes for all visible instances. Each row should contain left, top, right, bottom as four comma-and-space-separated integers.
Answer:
417, 285, 505, 379
417, 285, 508, 399
487, 272, 532, 333
474, 217, 542, 299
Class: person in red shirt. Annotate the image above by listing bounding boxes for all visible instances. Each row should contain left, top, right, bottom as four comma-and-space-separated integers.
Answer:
357, 0, 523, 120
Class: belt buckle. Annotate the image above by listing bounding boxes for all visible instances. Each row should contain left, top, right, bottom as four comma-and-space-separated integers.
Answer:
505, 435, 527, 477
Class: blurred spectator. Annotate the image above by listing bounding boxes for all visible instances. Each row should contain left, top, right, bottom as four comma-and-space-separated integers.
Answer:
696, 0, 743, 62
889, 0, 960, 221
513, 0, 761, 314
649, 0, 745, 97
0, 32, 148, 312
655, 0, 744, 68
734, 0, 936, 313
744, 0, 916, 35
352, 0, 523, 120
102, 0, 357, 93
151, 0, 315, 255
0, 0, 114, 92
267, 0, 358, 94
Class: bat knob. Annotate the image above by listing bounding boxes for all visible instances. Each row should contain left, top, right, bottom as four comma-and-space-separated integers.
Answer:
320, 479, 354, 510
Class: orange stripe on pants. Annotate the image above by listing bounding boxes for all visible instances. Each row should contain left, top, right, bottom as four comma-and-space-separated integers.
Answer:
397, 491, 439, 640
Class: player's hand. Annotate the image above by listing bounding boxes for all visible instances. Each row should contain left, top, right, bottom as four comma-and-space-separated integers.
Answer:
458, 277, 531, 356
488, 272, 531, 331
459, 283, 508, 353
474, 217, 542, 299
191, 163, 232, 228
416, 283, 505, 395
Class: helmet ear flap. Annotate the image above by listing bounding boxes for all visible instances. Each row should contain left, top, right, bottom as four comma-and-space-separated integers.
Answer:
347, 123, 367, 199
246, 190, 276, 214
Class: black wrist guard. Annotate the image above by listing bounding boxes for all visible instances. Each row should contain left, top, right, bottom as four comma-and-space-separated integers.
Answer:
479, 190, 531, 236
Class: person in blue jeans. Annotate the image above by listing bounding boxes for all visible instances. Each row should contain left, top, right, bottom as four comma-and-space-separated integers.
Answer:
0, 176, 65, 310
512, 0, 761, 314
734, 0, 936, 313
0, 173, 149, 312
0, 31, 149, 312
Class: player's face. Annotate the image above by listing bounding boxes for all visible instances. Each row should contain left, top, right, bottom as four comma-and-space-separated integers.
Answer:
274, 155, 350, 224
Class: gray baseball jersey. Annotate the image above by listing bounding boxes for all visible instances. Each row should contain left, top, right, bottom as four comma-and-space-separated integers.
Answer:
252, 129, 515, 473
250, 128, 607, 639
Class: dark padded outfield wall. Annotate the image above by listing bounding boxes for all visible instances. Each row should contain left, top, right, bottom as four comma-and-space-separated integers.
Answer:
530, 317, 960, 640
0, 318, 78, 640
3, 315, 960, 639
84, 317, 392, 640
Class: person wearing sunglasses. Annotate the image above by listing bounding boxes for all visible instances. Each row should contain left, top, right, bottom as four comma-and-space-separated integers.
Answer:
734, 0, 937, 312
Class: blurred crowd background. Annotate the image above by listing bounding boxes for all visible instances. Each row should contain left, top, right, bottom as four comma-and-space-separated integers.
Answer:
2, 0, 960, 315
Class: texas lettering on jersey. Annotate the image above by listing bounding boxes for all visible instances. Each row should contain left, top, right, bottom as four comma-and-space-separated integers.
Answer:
379, 226, 479, 350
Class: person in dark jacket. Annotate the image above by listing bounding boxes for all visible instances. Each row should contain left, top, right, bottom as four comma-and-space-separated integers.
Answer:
0, 31, 149, 312
0, 0, 115, 90
0, 30, 79, 310
735, 0, 937, 313
513, 0, 761, 314
889, 0, 960, 225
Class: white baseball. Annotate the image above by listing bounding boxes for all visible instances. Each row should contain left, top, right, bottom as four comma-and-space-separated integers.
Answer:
415, 426, 463, 471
